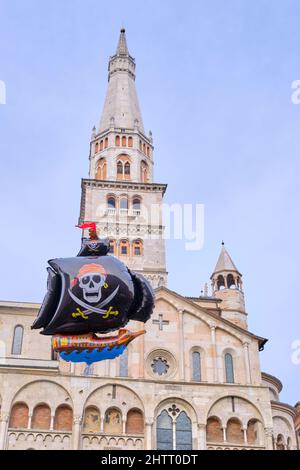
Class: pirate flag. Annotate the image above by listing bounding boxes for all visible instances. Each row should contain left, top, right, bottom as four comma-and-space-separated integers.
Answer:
32, 224, 154, 364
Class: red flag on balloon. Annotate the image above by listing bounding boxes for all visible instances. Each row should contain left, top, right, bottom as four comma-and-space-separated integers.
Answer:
76, 222, 97, 231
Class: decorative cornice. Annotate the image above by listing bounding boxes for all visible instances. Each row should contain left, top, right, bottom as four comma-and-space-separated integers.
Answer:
261, 372, 283, 393
81, 178, 167, 195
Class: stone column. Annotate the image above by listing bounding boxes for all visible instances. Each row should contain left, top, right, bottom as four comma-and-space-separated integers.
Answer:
122, 418, 126, 434
197, 423, 206, 450
50, 414, 55, 431
243, 342, 251, 384
222, 426, 227, 443
178, 310, 185, 381
210, 325, 219, 382
264, 427, 274, 450
243, 427, 248, 444
145, 418, 153, 450
100, 417, 104, 433
72, 416, 82, 450
139, 321, 145, 378
0, 413, 9, 450
28, 413, 33, 430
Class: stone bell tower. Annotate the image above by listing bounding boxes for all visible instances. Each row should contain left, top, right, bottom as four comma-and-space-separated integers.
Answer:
79, 29, 168, 288
210, 243, 247, 329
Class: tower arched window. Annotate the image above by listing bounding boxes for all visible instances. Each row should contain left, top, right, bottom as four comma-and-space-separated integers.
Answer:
225, 353, 234, 383
140, 161, 149, 183
12, 325, 24, 355
143, 143, 146, 154
133, 197, 141, 211
95, 142, 99, 154
139, 140, 142, 151
124, 162, 130, 175
120, 196, 128, 214
133, 239, 143, 256
115, 135, 120, 146
109, 240, 116, 254
117, 155, 131, 180
119, 239, 130, 256
122, 136, 127, 147
156, 409, 192, 450
227, 274, 236, 289
96, 158, 107, 180
192, 351, 201, 382
147, 146, 150, 157
128, 136, 133, 147
217, 275, 225, 290
107, 196, 116, 210
105, 137, 108, 148
100, 140, 104, 151
117, 161, 123, 175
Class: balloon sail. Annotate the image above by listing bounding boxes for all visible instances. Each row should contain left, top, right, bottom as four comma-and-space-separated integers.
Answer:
32, 226, 155, 364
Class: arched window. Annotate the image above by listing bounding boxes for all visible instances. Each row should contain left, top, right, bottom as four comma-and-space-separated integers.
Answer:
83, 407, 101, 433
140, 161, 149, 183
157, 410, 172, 450
9, 403, 29, 429
105, 137, 108, 148
100, 140, 104, 151
96, 158, 107, 180
119, 239, 130, 256
104, 408, 122, 434
107, 196, 116, 209
120, 197, 128, 211
227, 418, 244, 444
133, 240, 143, 256
126, 409, 144, 434
143, 143, 146, 154
119, 348, 128, 377
116, 155, 131, 180
115, 135, 120, 146
175, 412, 192, 450
147, 146, 150, 157
139, 140, 142, 151
128, 136, 133, 147
12, 325, 24, 355
192, 351, 201, 382
227, 274, 236, 289
206, 417, 223, 443
225, 353, 234, 383
117, 161, 123, 175
54, 405, 73, 431
109, 240, 116, 254
217, 275, 225, 290
95, 142, 99, 154
156, 409, 192, 450
122, 136, 127, 147
133, 197, 141, 212
32, 404, 51, 430
124, 162, 130, 175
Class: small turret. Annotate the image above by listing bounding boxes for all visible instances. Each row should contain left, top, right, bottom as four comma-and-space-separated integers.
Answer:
210, 243, 247, 329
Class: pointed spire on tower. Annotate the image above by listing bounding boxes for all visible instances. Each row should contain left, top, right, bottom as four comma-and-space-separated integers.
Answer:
212, 242, 241, 276
116, 28, 129, 56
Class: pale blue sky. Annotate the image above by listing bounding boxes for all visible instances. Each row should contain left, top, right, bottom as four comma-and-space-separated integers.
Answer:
0, 0, 299, 403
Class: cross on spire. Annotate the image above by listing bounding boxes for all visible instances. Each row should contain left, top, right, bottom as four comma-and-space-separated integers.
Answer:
152, 314, 169, 331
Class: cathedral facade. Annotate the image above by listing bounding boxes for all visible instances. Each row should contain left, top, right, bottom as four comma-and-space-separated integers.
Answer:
0, 29, 299, 451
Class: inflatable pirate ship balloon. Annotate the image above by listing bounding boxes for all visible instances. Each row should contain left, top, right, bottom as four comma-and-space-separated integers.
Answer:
32, 223, 154, 365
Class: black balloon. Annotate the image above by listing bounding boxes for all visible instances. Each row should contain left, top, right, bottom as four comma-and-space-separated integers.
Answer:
32, 237, 155, 336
